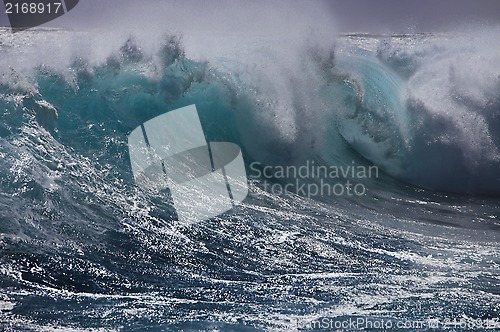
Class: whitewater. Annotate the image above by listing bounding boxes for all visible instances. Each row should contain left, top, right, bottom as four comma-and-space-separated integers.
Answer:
0, 2, 499, 330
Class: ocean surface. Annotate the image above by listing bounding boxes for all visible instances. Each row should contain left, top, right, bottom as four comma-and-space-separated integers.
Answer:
0, 27, 499, 331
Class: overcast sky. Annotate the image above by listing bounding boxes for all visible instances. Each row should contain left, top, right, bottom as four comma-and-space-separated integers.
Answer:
328, 0, 500, 32
1, 0, 500, 33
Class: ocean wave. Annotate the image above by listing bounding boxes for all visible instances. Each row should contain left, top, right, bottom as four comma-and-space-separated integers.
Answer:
0, 25, 499, 330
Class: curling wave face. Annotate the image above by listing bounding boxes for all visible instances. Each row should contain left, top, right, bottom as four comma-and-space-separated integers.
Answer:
330, 32, 500, 195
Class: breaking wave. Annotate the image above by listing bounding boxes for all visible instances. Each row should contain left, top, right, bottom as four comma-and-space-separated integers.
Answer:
0, 6, 499, 329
